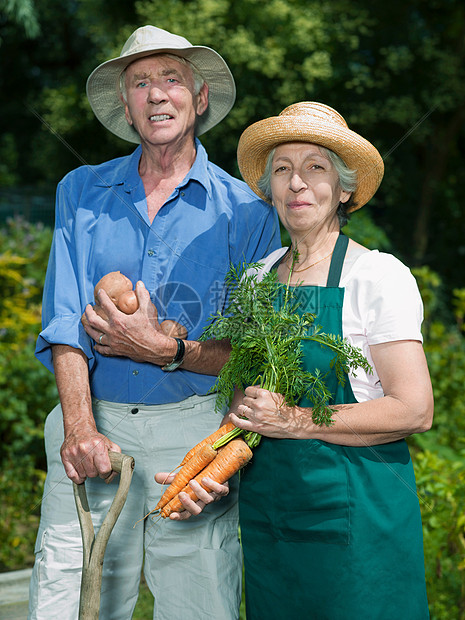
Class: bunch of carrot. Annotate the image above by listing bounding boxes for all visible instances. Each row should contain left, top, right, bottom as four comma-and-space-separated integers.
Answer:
154, 423, 252, 518
150, 258, 371, 521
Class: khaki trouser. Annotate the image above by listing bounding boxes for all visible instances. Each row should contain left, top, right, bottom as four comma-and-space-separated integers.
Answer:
28, 394, 241, 620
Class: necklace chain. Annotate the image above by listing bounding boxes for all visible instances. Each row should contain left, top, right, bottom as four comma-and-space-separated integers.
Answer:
288, 250, 334, 273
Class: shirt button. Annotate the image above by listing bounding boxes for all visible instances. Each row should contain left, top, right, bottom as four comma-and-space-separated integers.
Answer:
131, 407, 139, 415
132, 370, 139, 376
180, 191, 185, 197
147, 249, 154, 257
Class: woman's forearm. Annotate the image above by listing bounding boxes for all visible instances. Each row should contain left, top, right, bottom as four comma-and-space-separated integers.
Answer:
232, 341, 434, 446
289, 394, 433, 446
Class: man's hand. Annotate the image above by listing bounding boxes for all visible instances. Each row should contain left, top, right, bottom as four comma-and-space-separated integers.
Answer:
61, 420, 121, 485
83, 281, 175, 364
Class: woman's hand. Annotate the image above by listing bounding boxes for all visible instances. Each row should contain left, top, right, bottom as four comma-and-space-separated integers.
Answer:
154, 472, 229, 520
230, 386, 302, 439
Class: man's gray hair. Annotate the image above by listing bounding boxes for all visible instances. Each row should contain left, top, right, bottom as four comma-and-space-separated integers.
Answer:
119, 53, 206, 102
257, 145, 357, 227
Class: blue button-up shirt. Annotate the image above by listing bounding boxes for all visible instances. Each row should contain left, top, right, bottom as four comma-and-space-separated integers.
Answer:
36, 140, 281, 404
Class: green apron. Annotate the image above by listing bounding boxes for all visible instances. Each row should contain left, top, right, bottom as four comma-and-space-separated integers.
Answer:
239, 234, 429, 619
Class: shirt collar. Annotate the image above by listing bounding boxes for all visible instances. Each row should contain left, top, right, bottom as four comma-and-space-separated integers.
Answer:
179, 138, 213, 200
94, 139, 212, 200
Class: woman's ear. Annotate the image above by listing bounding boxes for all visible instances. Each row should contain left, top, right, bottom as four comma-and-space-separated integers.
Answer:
339, 190, 352, 204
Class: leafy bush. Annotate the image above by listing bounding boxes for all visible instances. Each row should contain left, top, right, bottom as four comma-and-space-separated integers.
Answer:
412, 267, 465, 454
0, 217, 58, 469
0, 217, 57, 570
413, 448, 465, 620
0, 456, 46, 571
410, 266, 465, 616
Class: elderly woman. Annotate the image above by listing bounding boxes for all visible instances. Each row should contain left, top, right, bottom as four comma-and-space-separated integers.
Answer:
158, 101, 433, 617
225, 102, 433, 619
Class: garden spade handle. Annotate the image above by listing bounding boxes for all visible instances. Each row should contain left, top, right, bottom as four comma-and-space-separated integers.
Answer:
73, 450, 135, 620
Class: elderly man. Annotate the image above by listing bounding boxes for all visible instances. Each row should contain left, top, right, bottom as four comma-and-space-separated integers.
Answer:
29, 25, 280, 620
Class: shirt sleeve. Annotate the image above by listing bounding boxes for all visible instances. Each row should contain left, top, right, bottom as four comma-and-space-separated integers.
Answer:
362, 253, 424, 345
35, 177, 95, 373
242, 203, 282, 265
229, 192, 282, 268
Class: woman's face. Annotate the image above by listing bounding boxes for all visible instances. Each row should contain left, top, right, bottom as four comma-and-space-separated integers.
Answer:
270, 142, 351, 237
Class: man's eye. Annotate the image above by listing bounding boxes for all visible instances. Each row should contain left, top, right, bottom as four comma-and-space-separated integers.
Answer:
136, 81, 148, 88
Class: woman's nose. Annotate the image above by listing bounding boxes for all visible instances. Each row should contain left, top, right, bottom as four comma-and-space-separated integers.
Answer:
289, 172, 307, 192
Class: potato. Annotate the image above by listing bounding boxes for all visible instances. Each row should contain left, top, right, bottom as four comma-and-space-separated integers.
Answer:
94, 271, 139, 316
116, 290, 139, 314
160, 319, 188, 339
94, 271, 132, 305
82, 271, 189, 340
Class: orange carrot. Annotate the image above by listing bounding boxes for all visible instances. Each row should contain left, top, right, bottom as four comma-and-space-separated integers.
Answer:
155, 443, 217, 512
161, 438, 253, 518
179, 422, 236, 466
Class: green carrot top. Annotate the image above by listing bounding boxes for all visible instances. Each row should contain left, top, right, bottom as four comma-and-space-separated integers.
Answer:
201, 259, 372, 434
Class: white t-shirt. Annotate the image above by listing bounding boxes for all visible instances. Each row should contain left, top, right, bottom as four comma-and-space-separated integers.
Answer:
252, 246, 424, 403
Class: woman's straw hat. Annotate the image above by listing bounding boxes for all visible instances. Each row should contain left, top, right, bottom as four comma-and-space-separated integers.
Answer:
237, 102, 384, 211
87, 25, 236, 143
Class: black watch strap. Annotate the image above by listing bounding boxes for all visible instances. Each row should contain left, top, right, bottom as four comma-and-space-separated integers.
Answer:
161, 338, 185, 372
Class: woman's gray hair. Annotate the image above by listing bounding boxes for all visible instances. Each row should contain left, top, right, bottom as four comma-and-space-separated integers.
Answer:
257, 145, 357, 227
119, 53, 205, 102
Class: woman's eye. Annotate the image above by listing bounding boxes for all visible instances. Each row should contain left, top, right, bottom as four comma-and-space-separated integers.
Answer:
136, 81, 148, 88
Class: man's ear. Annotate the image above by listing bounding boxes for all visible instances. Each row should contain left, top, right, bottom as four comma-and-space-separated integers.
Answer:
195, 82, 209, 117
123, 100, 133, 126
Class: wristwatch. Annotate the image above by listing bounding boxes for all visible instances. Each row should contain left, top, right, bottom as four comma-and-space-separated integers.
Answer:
161, 337, 186, 372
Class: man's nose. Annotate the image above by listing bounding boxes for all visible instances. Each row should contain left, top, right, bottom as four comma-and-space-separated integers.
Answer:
148, 83, 168, 104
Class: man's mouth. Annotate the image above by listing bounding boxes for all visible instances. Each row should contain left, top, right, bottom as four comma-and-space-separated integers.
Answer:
149, 114, 172, 122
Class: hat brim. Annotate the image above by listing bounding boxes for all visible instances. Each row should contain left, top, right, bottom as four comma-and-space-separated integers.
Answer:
237, 115, 384, 211
87, 45, 236, 143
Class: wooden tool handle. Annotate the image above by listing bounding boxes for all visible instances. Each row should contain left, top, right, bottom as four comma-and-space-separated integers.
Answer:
108, 450, 135, 474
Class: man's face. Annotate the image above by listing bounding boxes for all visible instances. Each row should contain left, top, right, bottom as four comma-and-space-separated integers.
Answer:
123, 54, 208, 149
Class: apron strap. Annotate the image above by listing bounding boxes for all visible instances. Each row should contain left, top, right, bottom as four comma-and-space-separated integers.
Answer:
326, 233, 349, 287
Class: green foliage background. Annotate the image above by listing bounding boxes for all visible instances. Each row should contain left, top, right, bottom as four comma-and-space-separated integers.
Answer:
1, 0, 465, 617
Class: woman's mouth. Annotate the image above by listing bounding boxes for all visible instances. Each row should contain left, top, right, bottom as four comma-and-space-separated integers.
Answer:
287, 201, 311, 209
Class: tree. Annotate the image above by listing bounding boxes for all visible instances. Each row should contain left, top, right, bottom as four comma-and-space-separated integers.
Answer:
2, 0, 464, 286
137, 0, 465, 279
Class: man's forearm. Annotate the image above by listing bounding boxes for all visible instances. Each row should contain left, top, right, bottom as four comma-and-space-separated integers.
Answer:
52, 344, 95, 434
180, 338, 231, 375
52, 344, 119, 483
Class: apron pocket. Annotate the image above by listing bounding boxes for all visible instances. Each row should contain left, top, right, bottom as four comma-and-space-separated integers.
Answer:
273, 440, 350, 545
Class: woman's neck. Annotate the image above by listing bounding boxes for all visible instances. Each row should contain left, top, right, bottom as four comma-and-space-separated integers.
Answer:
288, 228, 340, 267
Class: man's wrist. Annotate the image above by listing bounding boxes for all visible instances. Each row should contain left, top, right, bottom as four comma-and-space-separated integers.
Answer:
161, 338, 186, 371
